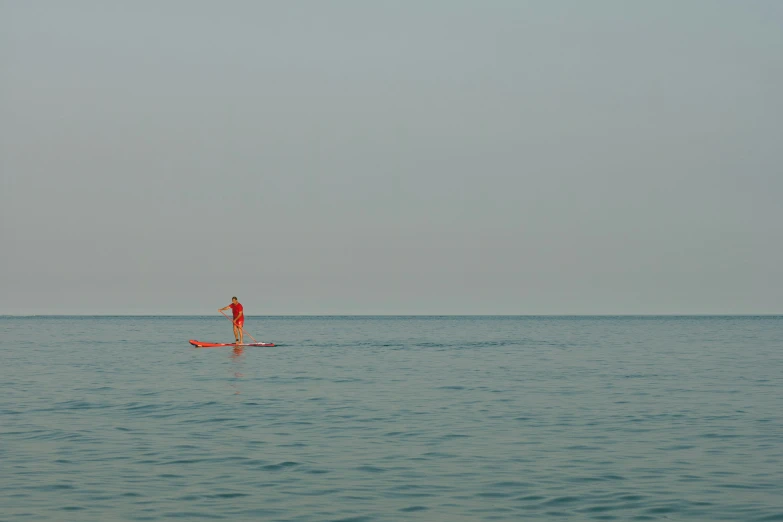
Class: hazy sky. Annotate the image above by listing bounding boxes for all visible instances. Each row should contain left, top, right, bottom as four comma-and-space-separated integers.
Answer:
1, 1, 781, 315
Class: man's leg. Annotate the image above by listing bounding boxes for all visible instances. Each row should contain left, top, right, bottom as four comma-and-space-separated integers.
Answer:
237, 322, 244, 344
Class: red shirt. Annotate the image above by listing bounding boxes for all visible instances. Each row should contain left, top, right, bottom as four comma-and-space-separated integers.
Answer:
229, 302, 244, 320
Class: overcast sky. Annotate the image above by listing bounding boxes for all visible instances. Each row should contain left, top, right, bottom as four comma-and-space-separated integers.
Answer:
1, 0, 781, 315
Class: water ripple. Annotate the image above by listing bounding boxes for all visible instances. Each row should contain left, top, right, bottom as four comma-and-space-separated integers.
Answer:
1, 315, 782, 521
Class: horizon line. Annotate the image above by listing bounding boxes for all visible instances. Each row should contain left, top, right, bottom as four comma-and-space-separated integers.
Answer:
2, 314, 781, 318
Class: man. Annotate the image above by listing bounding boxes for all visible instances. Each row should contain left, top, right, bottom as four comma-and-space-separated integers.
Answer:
219, 297, 245, 344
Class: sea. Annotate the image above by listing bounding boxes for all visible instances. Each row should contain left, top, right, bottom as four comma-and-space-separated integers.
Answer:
1, 315, 781, 521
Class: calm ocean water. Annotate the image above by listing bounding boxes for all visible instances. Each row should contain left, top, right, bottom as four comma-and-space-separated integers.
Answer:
1, 316, 781, 521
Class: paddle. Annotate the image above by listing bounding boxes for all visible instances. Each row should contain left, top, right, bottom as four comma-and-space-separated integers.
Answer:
220, 310, 259, 343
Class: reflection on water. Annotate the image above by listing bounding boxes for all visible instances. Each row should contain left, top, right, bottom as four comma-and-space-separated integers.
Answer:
230, 346, 244, 394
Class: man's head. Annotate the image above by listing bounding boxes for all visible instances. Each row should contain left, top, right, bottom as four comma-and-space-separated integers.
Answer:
232, 297, 238, 303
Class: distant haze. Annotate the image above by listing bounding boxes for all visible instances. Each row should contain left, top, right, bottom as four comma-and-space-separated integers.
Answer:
1, 1, 781, 315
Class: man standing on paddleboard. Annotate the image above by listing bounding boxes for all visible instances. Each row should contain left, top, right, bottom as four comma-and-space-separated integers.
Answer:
219, 297, 245, 344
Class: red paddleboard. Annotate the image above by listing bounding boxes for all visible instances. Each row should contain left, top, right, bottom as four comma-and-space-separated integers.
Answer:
189, 339, 276, 348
